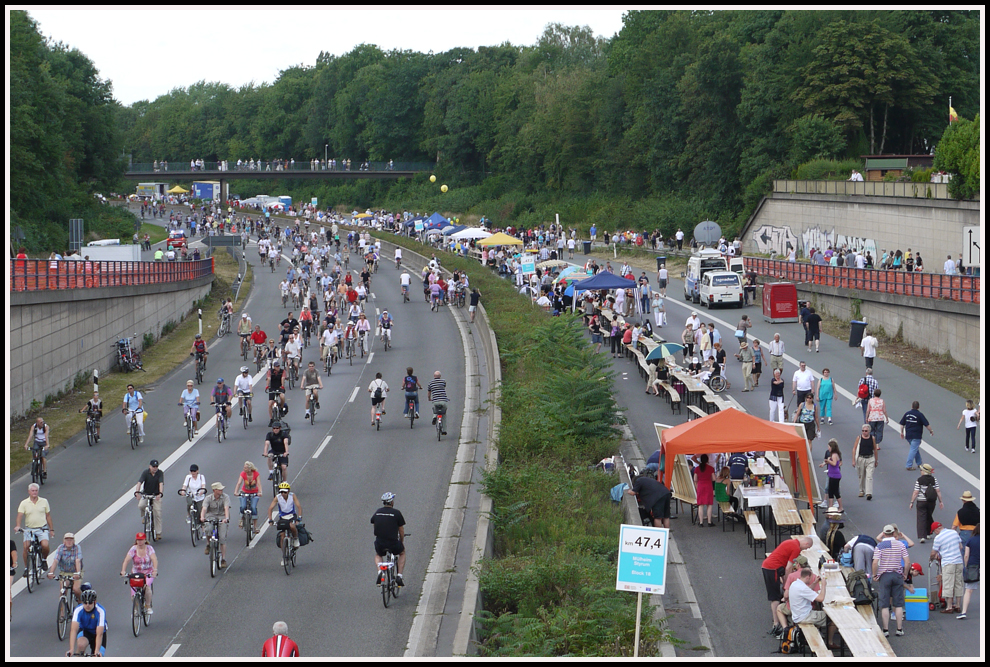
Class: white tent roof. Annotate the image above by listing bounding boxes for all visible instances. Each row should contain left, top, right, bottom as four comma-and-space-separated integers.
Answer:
451, 228, 492, 240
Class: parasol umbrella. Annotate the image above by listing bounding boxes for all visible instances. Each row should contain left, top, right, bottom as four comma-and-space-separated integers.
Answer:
645, 343, 685, 362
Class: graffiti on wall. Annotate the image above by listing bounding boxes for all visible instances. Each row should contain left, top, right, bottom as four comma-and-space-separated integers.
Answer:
752, 223, 878, 258
752, 224, 799, 256
801, 227, 877, 258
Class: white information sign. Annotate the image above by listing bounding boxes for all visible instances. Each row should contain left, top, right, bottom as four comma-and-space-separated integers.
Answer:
616, 524, 669, 594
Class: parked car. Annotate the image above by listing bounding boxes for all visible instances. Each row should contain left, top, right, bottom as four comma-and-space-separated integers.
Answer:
699, 270, 744, 309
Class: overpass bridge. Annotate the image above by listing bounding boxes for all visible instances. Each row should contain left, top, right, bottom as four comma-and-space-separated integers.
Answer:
122, 160, 433, 187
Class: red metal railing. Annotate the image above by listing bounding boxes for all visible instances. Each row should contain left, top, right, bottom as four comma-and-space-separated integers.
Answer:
746, 258, 980, 304
10, 258, 214, 292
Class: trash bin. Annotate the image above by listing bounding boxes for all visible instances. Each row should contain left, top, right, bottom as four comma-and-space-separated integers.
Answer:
849, 320, 867, 348
656, 256, 667, 271
583, 241, 592, 255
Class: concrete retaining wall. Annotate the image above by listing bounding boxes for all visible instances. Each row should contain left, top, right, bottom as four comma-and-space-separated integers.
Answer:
743, 193, 980, 267
9, 275, 214, 417
795, 285, 980, 370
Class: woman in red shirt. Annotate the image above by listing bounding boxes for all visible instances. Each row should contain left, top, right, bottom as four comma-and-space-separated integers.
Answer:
233, 461, 261, 532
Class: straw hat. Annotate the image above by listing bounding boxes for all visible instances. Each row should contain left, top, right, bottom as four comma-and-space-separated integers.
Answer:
960, 490, 975, 502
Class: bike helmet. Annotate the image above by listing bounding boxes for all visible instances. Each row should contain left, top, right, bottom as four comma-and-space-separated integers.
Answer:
381, 492, 395, 504
81, 589, 98, 604
216, 378, 224, 384
195, 333, 202, 338
278, 482, 291, 492
190, 464, 199, 472
240, 366, 249, 373
271, 421, 282, 429
273, 360, 281, 366
80, 581, 93, 593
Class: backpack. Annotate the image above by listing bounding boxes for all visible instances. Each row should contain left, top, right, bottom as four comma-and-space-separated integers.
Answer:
920, 476, 938, 503
778, 625, 805, 655
295, 522, 313, 547
404, 377, 417, 392
374, 386, 383, 400
846, 569, 875, 605
857, 383, 870, 399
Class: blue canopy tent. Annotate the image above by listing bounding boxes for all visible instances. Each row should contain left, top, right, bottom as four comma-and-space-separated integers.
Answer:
423, 212, 449, 230
570, 272, 637, 312
442, 224, 467, 236
405, 216, 425, 228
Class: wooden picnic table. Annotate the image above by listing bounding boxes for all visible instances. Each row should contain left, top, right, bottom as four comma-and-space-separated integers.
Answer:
748, 459, 776, 476
771, 497, 803, 544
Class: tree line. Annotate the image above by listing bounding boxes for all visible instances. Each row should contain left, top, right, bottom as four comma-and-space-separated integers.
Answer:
11, 10, 980, 250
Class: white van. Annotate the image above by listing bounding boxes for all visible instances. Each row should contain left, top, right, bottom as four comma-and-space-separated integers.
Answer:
699, 270, 744, 309
684, 249, 729, 303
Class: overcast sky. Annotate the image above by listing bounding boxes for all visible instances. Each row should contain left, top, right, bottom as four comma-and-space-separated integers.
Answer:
23, 8, 628, 106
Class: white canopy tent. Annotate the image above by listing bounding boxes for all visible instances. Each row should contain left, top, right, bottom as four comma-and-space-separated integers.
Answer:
450, 228, 492, 240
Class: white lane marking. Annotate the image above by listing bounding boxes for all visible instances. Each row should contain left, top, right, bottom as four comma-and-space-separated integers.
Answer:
663, 288, 980, 488
249, 520, 272, 549
313, 435, 333, 459
11, 369, 269, 599
164, 644, 181, 658
348, 387, 360, 403
376, 307, 380, 316
371, 293, 376, 300
366, 352, 374, 364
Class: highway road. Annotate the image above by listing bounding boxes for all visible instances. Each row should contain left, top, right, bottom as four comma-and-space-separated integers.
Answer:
9, 237, 469, 657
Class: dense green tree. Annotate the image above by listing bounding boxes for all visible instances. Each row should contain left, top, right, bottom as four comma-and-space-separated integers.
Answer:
933, 114, 980, 200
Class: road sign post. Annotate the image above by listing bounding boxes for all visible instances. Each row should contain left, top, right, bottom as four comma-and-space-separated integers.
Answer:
616, 523, 670, 656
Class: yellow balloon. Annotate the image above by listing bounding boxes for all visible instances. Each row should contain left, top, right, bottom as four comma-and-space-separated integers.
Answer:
430, 175, 436, 183
441, 184, 448, 193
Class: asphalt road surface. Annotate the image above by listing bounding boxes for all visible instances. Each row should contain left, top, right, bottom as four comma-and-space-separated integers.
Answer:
9, 238, 466, 657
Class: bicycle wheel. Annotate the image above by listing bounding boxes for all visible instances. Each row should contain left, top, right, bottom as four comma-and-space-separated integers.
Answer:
132, 594, 142, 637
133, 420, 141, 449
187, 415, 194, 441
243, 407, 249, 430
143, 592, 152, 626
437, 415, 443, 441
245, 514, 253, 547
217, 417, 223, 443
410, 403, 415, 429
282, 534, 293, 575
58, 593, 71, 640
710, 375, 726, 392
143, 511, 151, 541
31, 459, 39, 485
190, 513, 199, 548
210, 540, 217, 578
381, 566, 392, 608
86, 422, 96, 447
310, 406, 315, 425
25, 553, 36, 593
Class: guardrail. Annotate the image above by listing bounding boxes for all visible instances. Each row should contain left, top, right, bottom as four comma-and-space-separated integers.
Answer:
127, 161, 435, 174
747, 257, 980, 304
773, 179, 955, 200
10, 258, 214, 292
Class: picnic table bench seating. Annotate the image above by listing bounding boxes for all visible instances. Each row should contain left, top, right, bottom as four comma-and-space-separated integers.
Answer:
687, 405, 706, 420
744, 510, 767, 560
797, 623, 834, 657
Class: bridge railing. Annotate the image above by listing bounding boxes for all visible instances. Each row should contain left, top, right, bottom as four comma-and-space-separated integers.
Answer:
10, 258, 214, 292
127, 161, 434, 174
773, 179, 954, 200
747, 257, 980, 304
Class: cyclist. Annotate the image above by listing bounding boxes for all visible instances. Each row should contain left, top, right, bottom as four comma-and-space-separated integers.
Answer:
368, 373, 389, 426
211, 378, 234, 423
290, 279, 301, 307
378, 310, 393, 346
119, 532, 157, 615
346, 299, 362, 323
279, 278, 291, 305
394, 246, 402, 268
47, 532, 83, 603
264, 338, 280, 370
356, 313, 372, 354
299, 306, 314, 343
355, 282, 368, 307
200, 482, 230, 569
268, 245, 278, 269
179, 380, 201, 435
283, 333, 302, 378
360, 267, 372, 292
402, 367, 423, 420
262, 621, 300, 657
279, 312, 299, 346
266, 482, 303, 554
237, 312, 253, 352
220, 298, 234, 328
427, 370, 450, 436
372, 492, 406, 587
266, 360, 287, 425
190, 333, 209, 371
234, 461, 262, 533
320, 322, 340, 366
78, 390, 103, 441
66, 586, 107, 657
133, 460, 164, 540
234, 367, 254, 422
251, 325, 268, 365
179, 464, 207, 527
302, 361, 323, 420
15, 483, 53, 575
399, 270, 411, 300
23, 416, 50, 479
429, 279, 443, 311
121, 384, 146, 443
263, 422, 290, 482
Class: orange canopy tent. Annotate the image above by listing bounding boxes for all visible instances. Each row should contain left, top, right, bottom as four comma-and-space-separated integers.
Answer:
659, 408, 815, 505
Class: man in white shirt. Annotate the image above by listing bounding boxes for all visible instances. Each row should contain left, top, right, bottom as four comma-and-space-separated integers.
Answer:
791, 361, 815, 405
767, 333, 785, 373
942, 255, 956, 275
567, 237, 575, 259
930, 522, 964, 614
657, 266, 668, 297
860, 329, 878, 369
283, 334, 302, 377
233, 367, 254, 422
685, 311, 701, 332
787, 569, 833, 643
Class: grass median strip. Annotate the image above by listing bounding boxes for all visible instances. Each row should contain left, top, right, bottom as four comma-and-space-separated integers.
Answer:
371, 230, 668, 656
9, 252, 251, 472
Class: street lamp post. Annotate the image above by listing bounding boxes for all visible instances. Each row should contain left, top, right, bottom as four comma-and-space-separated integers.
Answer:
325, 144, 328, 166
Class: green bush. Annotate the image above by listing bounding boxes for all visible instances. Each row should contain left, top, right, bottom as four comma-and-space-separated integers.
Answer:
793, 158, 863, 181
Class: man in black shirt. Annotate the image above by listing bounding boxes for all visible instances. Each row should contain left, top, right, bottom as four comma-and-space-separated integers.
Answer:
805, 307, 823, 353
279, 313, 299, 345
133, 460, 165, 540
371, 492, 405, 586
626, 474, 672, 528
263, 422, 291, 481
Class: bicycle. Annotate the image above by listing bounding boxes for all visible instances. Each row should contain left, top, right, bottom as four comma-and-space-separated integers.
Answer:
255, 345, 267, 372
55, 573, 80, 640
345, 338, 355, 365
378, 550, 399, 608
178, 489, 205, 547
206, 518, 223, 578
212, 402, 228, 442
324, 346, 334, 376
286, 362, 298, 390
84, 413, 100, 447
268, 454, 287, 499
435, 407, 445, 441
270, 257, 275, 273
408, 396, 416, 429
238, 392, 253, 429
374, 401, 384, 431
304, 387, 318, 425
217, 311, 231, 338
194, 353, 206, 385
30, 446, 46, 485
302, 325, 311, 349
180, 403, 199, 441
281, 290, 289, 308
359, 331, 368, 358
139, 494, 158, 541
380, 327, 391, 351
128, 409, 144, 450
124, 572, 152, 636
17, 529, 45, 594
271, 515, 299, 576
240, 335, 250, 361
395, 256, 401, 270
236, 493, 257, 547
402, 285, 410, 303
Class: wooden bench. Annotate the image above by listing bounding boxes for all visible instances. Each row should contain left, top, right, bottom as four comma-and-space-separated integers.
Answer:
797, 623, 834, 657
800, 509, 816, 536
657, 382, 682, 414
701, 393, 717, 414
687, 405, 706, 421
722, 394, 747, 413
745, 511, 767, 560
